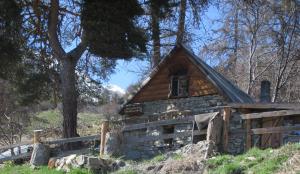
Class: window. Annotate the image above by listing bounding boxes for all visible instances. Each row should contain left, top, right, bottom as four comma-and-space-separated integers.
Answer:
170, 75, 189, 97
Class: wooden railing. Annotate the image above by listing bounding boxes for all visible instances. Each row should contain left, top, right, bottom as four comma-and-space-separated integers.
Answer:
240, 109, 300, 150
123, 112, 222, 147
0, 134, 100, 163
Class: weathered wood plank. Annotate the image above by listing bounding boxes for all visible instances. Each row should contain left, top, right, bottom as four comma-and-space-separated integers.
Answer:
125, 129, 207, 143
0, 141, 32, 152
251, 125, 300, 135
123, 118, 194, 131
241, 110, 300, 120
246, 119, 252, 150
44, 135, 99, 145
222, 107, 231, 152
0, 152, 31, 163
207, 113, 222, 146
229, 103, 300, 110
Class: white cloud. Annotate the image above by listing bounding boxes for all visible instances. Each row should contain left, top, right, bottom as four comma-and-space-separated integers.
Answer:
105, 84, 126, 95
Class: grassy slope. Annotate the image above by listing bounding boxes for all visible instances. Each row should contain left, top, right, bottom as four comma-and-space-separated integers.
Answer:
207, 143, 300, 174
1, 143, 300, 174
29, 109, 102, 135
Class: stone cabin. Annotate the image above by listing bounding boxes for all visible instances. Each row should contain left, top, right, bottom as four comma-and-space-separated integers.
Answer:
117, 44, 254, 159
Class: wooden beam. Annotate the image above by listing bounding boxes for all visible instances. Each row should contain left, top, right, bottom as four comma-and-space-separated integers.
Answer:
100, 121, 109, 157
251, 125, 300, 135
241, 110, 300, 120
228, 103, 300, 110
44, 135, 99, 145
0, 141, 32, 152
246, 119, 252, 150
222, 107, 231, 152
123, 118, 193, 132
0, 152, 31, 163
33, 130, 43, 144
207, 113, 222, 146
125, 129, 207, 143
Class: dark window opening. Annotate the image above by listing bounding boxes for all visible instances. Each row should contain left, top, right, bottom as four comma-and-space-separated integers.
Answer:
193, 124, 207, 143
163, 125, 175, 147
171, 76, 189, 97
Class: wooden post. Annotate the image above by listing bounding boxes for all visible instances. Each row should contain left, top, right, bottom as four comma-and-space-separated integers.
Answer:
100, 121, 109, 157
33, 130, 43, 144
222, 107, 231, 152
207, 113, 223, 147
246, 119, 252, 150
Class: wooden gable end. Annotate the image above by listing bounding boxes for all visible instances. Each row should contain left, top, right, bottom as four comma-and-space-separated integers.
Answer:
130, 49, 219, 103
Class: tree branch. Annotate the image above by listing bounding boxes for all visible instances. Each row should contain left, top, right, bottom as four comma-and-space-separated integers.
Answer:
48, 0, 66, 58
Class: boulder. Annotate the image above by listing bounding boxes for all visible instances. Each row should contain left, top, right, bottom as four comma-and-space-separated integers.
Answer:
87, 157, 108, 169
75, 155, 88, 167
48, 157, 57, 169
65, 154, 77, 165
30, 143, 50, 166
86, 157, 110, 174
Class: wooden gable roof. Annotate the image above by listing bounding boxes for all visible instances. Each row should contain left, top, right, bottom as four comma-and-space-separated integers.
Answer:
123, 43, 253, 108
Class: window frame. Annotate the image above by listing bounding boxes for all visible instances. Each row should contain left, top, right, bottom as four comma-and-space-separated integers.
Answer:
169, 75, 189, 98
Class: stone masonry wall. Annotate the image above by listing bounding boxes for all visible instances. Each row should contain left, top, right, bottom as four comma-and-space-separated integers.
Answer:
120, 95, 228, 159
142, 95, 226, 116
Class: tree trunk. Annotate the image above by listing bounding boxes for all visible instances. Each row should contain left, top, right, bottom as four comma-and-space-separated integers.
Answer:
150, 0, 161, 68
176, 0, 187, 44
60, 57, 78, 140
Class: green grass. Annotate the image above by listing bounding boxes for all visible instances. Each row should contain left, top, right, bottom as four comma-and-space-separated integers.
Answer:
207, 143, 300, 174
28, 109, 103, 135
151, 154, 166, 162
171, 153, 183, 161
30, 110, 61, 130
0, 164, 64, 174
113, 169, 138, 174
0, 164, 91, 174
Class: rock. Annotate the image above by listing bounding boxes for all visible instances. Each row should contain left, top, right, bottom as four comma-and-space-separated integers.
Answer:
48, 157, 57, 169
146, 165, 156, 171
30, 143, 50, 166
65, 154, 77, 165
30, 165, 38, 170
246, 156, 256, 161
87, 157, 107, 170
75, 155, 87, 167
116, 160, 126, 168
153, 164, 164, 173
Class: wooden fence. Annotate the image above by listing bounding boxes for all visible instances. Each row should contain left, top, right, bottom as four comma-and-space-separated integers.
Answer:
229, 103, 300, 150
122, 112, 222, 148
0, 134, 100, 163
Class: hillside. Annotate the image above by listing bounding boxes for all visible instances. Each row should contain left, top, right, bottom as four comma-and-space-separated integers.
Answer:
206, 143, 300, 174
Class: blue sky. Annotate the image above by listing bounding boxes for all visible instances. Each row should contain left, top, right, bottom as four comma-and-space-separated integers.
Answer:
104, 4, 221, 91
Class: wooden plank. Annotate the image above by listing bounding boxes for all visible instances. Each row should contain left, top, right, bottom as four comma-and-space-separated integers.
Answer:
251, 125, 300, 134
222, 107, 231, 152
123, 118, 194, 131
0, 141, 32, 152
241, 110, 300, 120
44, 135, 99, 145
229, 103, 300, 110
207, 113, 222, 146
100, 121, 109, 157
246, 119, 252, 150
261, 117, 283, 148
0, 152, 31, 163
125, 129, 207, 143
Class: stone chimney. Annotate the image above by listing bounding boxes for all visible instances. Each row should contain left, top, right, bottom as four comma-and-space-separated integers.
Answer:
260, 80, 271, 103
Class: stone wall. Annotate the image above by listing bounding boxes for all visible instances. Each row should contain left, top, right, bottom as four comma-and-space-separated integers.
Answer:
227, 112, 245, 154
142, 95, 226, 116
119, 95, 228, 159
